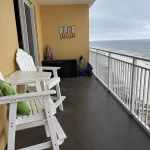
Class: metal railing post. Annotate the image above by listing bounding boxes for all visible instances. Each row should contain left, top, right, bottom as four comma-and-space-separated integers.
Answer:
131, 58, 137, 114
94, 50, 97, 76
108, 53, 112, 91
96, 50, 98, 77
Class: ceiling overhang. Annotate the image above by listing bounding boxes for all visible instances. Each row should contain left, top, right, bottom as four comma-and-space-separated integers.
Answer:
37, 0, 96, 7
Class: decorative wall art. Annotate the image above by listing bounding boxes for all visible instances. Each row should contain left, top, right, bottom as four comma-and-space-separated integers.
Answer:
59, 27, 64, 39
67, 26, 72, 39
59, 26, 76, 39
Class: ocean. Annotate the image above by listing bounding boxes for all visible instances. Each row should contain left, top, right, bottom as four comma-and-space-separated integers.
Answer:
90, 39, 150, 59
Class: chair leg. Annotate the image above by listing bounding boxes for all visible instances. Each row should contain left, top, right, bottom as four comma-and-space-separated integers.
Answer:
56, 83, 63, 111
43, 96, 60, 150
59, 103, 63, 111
44, 123, 50, 137
53, 70, 64, 111
7, 103, 17, 150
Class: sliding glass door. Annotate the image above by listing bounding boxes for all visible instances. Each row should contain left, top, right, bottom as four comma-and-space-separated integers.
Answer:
18, 0, 39, 65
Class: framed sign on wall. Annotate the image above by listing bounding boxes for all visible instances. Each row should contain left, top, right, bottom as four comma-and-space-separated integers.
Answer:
59, 26, 76, 39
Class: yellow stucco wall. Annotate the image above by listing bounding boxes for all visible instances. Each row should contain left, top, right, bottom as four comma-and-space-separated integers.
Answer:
40, 5, 89, 60
0, 0, 43, 149
0, 105, 8, 150
0, 0, 18, 149
0, 0, 43, 74
0, 0, 18, 77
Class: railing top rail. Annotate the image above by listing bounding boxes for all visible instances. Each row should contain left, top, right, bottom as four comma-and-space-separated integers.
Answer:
90, 47, 150, 62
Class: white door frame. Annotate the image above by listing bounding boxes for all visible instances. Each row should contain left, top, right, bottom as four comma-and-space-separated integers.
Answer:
18, 0, 39, 66
30, 4, 39, 66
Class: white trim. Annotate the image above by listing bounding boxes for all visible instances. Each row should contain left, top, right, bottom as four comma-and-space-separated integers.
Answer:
18, 0, 30, 54
24, 0, 31, 6
37, 0, 96, 7
30, 4, 39, 66
18, 1, 39, 65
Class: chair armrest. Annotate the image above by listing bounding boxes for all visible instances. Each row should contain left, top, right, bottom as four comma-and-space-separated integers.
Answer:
37, 66, 61, 77
37, 66, 61, 71
0, 90, 56, 105
7, 78, 44, 86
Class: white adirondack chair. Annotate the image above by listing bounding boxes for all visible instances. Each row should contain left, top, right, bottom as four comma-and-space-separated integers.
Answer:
16, 48, 64, 112
0, 72, 66, 150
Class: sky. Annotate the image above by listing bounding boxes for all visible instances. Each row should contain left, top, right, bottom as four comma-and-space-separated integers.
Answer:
89, 0, 150, 41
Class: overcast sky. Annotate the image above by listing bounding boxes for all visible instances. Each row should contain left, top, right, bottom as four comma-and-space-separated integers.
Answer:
89, 0, 150, 41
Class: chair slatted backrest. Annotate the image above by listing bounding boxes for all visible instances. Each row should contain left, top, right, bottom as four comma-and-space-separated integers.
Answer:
16, 49, 37, 71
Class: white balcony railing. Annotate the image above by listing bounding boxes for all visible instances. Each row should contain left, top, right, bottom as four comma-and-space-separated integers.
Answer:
90, 48, 150, 134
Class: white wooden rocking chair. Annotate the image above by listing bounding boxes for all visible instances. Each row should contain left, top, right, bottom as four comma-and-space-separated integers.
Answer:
0, 73, 66, 150
16, 48, 64, 112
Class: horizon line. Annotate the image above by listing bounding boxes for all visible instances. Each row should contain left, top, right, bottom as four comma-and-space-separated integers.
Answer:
90, 38, 150, 42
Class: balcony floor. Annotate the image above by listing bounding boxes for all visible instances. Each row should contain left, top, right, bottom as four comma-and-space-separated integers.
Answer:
16, 77, 150, 150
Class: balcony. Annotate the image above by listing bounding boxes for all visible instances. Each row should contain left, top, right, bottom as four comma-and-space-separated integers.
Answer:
1, 0, 96, 149
15, 52, 150, 149
90, 48, 150, 132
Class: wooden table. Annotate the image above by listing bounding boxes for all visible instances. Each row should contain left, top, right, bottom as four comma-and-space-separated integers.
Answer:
5, 71, 52, 92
